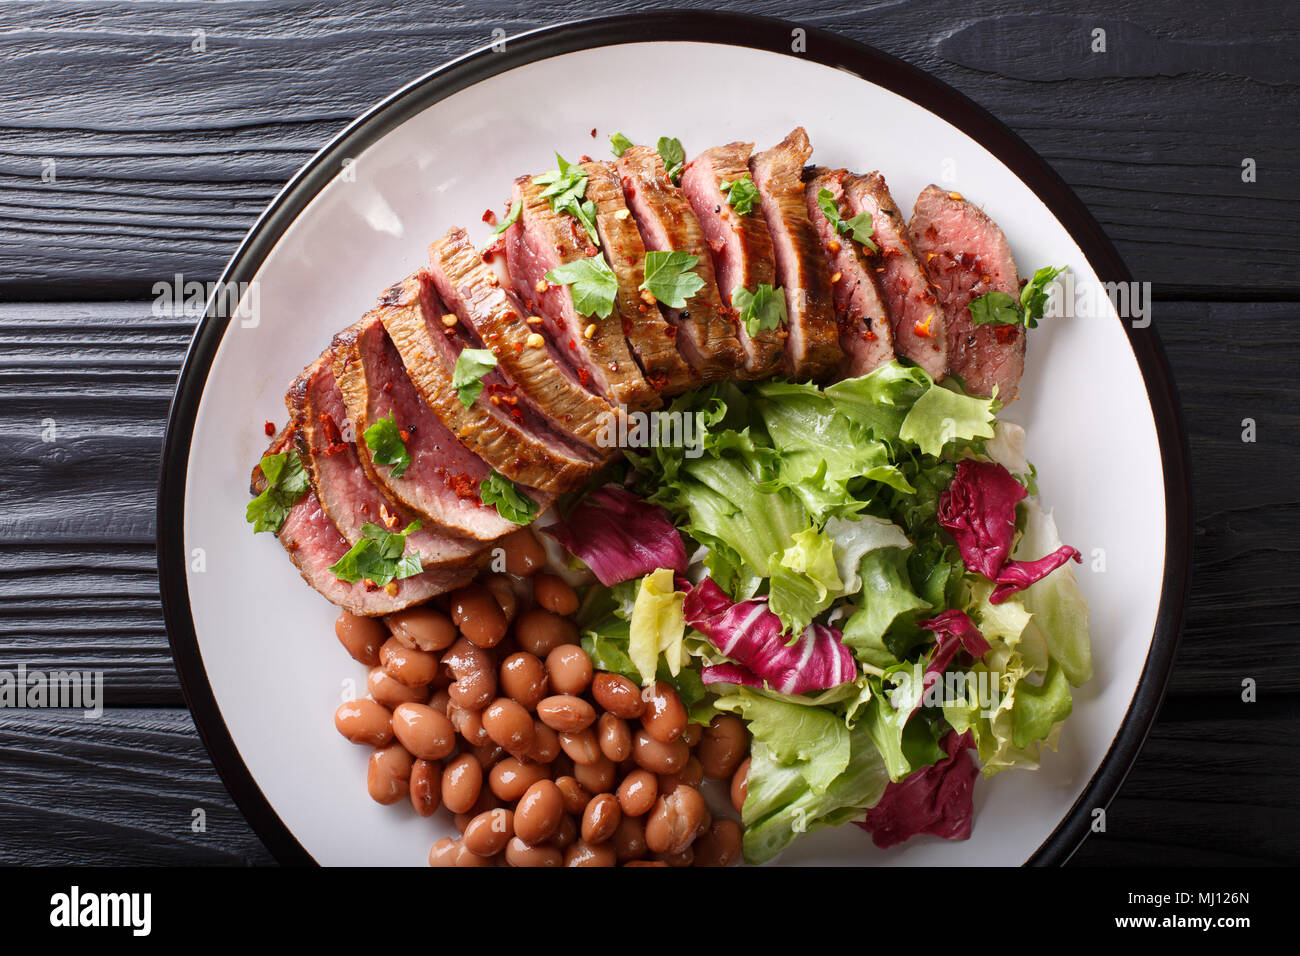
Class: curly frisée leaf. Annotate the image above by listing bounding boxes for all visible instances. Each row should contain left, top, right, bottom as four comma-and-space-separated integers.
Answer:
628, 568, 686, 684
641, 250, 706, 309
328, 521, 423, 586
898, 380, 997, 457
362, 412, 412, 478
246, 449, 310, 534
479, 470, 538, 525
545, 254, 618, 319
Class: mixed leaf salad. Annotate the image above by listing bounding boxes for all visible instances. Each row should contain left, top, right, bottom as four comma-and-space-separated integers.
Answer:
540, 361, 1091, 864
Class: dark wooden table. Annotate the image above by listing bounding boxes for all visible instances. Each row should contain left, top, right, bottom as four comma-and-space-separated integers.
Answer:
1, 0, 1296, 866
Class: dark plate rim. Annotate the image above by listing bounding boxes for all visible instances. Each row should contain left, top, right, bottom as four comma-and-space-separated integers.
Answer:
156, 9, 1191, 868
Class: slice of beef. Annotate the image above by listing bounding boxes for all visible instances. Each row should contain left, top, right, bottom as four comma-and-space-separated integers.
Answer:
333, 314, 553, 542
803, 166, 896, 377
748, 128, 842, 381
288, 349, 487, 570
616, 144, 745, 381
908, 185, 1025, 401
840, 171, 947, 381
505, 179, 659, 412
430, 226, 619, 448
580, 159, 695, 397
377, 270, 606, 493
253, 430, 472, 615
680, 142, 785, 379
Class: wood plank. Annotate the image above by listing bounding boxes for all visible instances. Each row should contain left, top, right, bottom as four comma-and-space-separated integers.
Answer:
0, 0, 1296, 298
4, 300, 1296, 703
0, 707, 274, 865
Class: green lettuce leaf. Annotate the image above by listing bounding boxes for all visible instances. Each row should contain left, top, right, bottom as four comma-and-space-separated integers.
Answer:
1014, 498, 1092, 685
898, 381, 997, 457
713, 688, 851, 795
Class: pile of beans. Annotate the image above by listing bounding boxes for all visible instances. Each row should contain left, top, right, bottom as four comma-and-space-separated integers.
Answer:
332, 528, 751, 867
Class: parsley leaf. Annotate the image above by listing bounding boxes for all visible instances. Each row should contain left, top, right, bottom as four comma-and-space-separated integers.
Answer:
451, 347, 498, 407
731, 284, 788, 336
816, 187, 879, 253
969, 265, 1066, 329
532, 153, 599, 245
545, 255, 618, 318
719, 174, 760, 216
610, 132, 633, 158
362, 412, 412, 478
640, 250, 705, 309
480, 471, 538, 525
246, 449, 310, 534
1020, 265, 1066, 328
328, 521, 424, 586
489, 199, 521, 238
657, 136, 685, 185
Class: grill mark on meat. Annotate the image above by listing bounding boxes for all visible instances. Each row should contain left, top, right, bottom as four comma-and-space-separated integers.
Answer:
840, 171, 947, 381
288, 348, 487, 570
908, 184, 1024, 401
333, 315, 553, 542
616, 144, 745, 381
680, 142, 785, 379
377, 270, 605, 492
430, 226, 619, 448
748, 128, 842, 381
504, 178, 659, 412
803, 166, 896, 378
580, 159, 696, 397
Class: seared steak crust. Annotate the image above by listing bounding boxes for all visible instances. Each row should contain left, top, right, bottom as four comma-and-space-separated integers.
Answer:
616, 144, 745, 381
505, 180, 658, 412
748, 128, 841, 381
580, 159, 695, 397
333, 314, 550, 542
680, 142, 785, 379
840, 171, 947, 381
431, 226, 619, 444
908, 185, 1024, 401
376, 270, 605, 492
804, 166, 895, 377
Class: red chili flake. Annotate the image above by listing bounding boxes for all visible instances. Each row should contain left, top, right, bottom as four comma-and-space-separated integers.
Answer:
590, 129, 597, 138
263, 420, 275, 437
569, 338, 578, 350
319, 413, 346, 454
513, 341, 524, 354
482, 208, 497, 225
994, 325, 1020, 344
508, 406, 524, 422
664, 325, 678, 339
577, 368, 590, 387
398, 428, 411, 442
381, 381, 393, 393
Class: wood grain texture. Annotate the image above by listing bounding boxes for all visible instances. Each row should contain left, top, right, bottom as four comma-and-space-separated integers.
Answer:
0, 0, 1296, 298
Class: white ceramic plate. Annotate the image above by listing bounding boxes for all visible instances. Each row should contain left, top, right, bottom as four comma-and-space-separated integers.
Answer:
159, 14, 1190, 866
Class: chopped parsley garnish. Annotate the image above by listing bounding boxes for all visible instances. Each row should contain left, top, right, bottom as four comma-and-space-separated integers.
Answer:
720, 174, 760, 216
969, 265, 1066, 329
640, 250, 705, 309
731, 284, 788, 337
657, 136, 685, 185
328, 521, 424, 586
488, 199, 521, 238
610, 132, 633, 158
545, 254, 618, 318
246, 449, 310, 534
817, 188, 878, 252
532, 153, 599, 245
480, 471, 538, 525
451, 348, 498, 407
363, 412, 412, 478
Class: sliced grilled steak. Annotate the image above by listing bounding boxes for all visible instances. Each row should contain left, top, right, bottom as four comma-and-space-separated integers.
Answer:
840, 171, 947, 381
748, 128, 841, 381
254, 430, 472, 615
431, 226, 619, 449
616, 144, 745, 381
376, 270, 605, 493
333, 314, 552, 542
908, 185, 1025, 401
803, 166, 895, 377
288, 349, 487, 570
505, 179, 658, 412
680, 142, 785, 379
580, 159, 695, 396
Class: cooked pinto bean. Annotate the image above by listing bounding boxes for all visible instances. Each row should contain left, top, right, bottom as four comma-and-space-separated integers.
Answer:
658, 756, 704, 794
514, 608, 577, 657
698, 714, 749, 779
379, 636, 440, 688
428, 837, 460, 867
554, 775, 592, 815
616, 769, 658, 817
481, 697, 536, 754
462, 808, 514, 857
335, 612, 387, 665
334, 698, 392, 747
488, 756, 549, 802
505, 836, 563, 867
499, 527, 546, 576
384, 607, 457, 652
547, 812, 579, 850
611, 815, 648, 862
641, 681, 686, 743
409, 759, 441, 817
564, 839, 617, 867
731, 756, 751, 814
441, 753, 483, 814
499, 651, 549, 709
443, 638, 497, 710
592, 673, 644, 719
545, 644, 593, 695
446, 701, 491, 748
572, 754, 617, 794
694, 818, 743, 867
558, 728, 602, 766
366, 742, 412, 805
581, 793, 622, 845
532, 572, 579, 615
537, 695, 596, 732
391, 702, 456, 760
632, 728, 689, 775
367, 666, 426, 708
483, 574, 520, 624
514, 779, 564, 846
597, 712, 632, 762
644, 785, 707, 855
450, 583, 509, 648
525, 719, 561, 763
